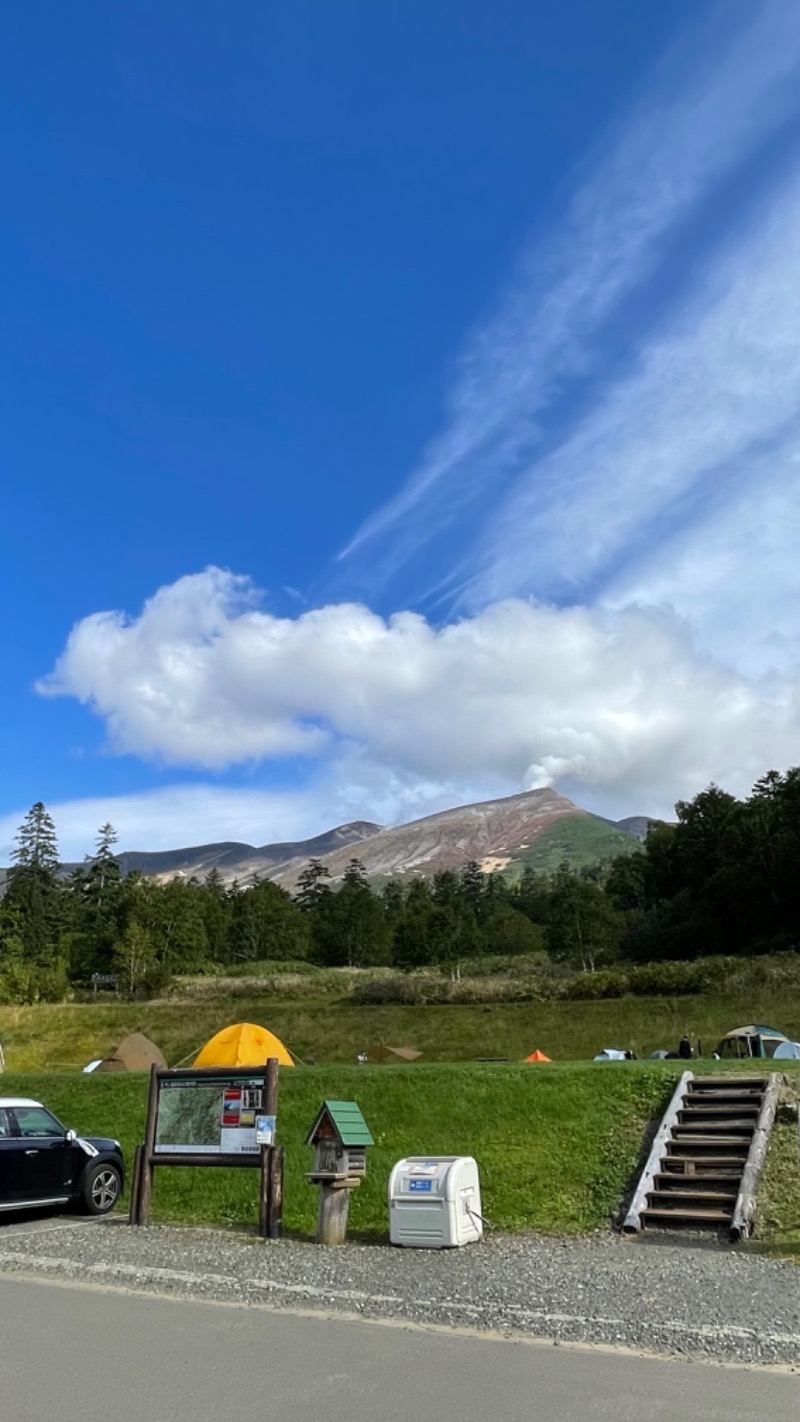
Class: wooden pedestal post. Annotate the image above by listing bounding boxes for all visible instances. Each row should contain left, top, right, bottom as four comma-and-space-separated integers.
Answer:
317, 1181, 353, 1245
258, 1144, 285, 1239
128, 1144, 144, 1226
131, 1063, 160, 1225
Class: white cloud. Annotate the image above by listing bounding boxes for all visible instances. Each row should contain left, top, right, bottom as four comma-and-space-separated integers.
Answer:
37, 569, 800, 831
341, 0, 800, 584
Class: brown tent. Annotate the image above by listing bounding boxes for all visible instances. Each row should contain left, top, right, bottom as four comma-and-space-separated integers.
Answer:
96, 1032, 167, 1073
368, 1044, 422, 1063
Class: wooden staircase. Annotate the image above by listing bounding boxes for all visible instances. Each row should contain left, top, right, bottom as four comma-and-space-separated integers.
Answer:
623, 1072, 781, 1239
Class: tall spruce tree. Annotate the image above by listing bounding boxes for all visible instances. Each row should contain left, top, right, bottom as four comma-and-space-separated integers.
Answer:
6, 802, 64, 968
75, 823, 125, 977
294, 858, 332, 911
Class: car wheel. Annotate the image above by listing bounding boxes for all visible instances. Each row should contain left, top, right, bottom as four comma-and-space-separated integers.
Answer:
82, 1162, 121, 1215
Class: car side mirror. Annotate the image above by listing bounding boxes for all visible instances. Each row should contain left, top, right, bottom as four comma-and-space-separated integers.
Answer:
65, 1129, 77, 1144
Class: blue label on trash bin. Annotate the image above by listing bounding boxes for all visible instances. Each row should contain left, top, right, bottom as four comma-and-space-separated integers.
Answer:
409, 1178, 433, 1192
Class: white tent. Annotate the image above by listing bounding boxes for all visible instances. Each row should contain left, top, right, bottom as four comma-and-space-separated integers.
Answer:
773, 1040, 800, 1060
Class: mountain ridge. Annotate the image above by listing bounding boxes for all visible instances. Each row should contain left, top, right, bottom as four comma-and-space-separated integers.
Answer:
1, 790, 653, 890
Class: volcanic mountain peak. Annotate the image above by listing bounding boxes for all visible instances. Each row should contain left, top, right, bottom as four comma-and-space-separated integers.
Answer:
271, 786, 631, 886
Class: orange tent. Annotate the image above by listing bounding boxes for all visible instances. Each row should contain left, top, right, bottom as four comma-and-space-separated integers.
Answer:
194, 1022, 294, 1068
524, 1049, 551, 1062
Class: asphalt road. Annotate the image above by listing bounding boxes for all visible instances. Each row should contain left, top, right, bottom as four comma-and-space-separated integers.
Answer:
1, 1275, 798, 1422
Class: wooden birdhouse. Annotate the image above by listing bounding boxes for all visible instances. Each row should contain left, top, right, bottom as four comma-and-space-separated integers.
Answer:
305, 1100, 374, 1183
305, 1101, 374, 1244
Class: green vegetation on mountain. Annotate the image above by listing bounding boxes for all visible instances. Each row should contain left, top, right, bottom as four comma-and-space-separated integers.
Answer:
506, 815, 640, 875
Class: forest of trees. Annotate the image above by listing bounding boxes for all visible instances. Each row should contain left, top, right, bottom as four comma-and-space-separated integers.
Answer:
1, 768, 799, 1002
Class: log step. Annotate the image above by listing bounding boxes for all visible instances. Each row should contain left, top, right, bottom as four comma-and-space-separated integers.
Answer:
687, 1087, 764, 1099
680, 1102, 759, 1114
667, 1137, 755, 1148
641, 1206, 734, 1225
661, 1157, 745, 1173
654, 1173, 739, 1190
647, 1188, 736, 1205
690, 1077, 768, 1086
673, 1122, 755, 1136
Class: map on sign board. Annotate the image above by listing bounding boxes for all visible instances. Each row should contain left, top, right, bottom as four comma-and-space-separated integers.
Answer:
155, 1076, 266, 1154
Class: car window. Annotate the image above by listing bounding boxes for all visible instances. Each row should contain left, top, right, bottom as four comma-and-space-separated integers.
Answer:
11, 1106, 64, 1138
0, 1109, 9, 1138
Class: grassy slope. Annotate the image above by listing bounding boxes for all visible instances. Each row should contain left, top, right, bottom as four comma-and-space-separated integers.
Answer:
4, 1058, 797, 1243
0, 1064, 675, 1236
4, 1063, 795, 1239
747, 1076, 800, 1260
4, 988, 800, 1072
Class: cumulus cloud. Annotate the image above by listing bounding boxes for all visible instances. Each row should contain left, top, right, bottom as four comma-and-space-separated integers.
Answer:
38, 569, 800, 826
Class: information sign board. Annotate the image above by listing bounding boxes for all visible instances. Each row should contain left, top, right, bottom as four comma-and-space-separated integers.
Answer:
154, 1074, 266, 1155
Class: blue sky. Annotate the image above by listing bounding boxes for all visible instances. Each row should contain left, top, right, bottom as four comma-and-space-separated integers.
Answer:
3, 1, 800, 859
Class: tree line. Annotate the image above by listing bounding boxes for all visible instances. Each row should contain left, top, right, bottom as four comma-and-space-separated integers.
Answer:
1, 769, 798, 1000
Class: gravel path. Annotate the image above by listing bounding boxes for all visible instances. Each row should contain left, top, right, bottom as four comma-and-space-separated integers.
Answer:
1, 1216, 799, 1368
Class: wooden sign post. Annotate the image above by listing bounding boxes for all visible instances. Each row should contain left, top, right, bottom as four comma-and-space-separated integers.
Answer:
130, 1057, 283, 1239
305, 1100, 374, 1245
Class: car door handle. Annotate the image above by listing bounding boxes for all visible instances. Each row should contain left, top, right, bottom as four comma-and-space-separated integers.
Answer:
25, 1149, 39, 1156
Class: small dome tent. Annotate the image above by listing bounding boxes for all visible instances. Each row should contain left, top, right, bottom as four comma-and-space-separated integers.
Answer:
96, 1032, 167, 1073
367, 1045, 422, 1063
194, 1022, 294, 1068
773, 1040, 800, 1060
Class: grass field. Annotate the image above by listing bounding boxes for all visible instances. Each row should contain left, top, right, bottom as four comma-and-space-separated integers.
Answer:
3, 985, 800, 1073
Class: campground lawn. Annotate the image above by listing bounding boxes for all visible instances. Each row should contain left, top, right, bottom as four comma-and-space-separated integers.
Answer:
3, 984, 800, 1072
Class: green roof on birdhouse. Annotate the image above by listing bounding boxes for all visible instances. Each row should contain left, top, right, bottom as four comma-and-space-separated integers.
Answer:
305, 1100, 374, 1147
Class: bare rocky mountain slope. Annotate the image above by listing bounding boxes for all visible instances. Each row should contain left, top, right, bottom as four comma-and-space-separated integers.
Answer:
270, 787, 637, 886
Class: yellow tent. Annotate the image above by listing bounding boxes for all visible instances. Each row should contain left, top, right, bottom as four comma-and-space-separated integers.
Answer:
194, 1022, 294, 1068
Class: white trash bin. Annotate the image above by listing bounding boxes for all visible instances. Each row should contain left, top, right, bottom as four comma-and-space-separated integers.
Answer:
388, 1156, 482, 1248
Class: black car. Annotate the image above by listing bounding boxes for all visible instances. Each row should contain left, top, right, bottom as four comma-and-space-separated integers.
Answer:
0, 1097, 124, 1216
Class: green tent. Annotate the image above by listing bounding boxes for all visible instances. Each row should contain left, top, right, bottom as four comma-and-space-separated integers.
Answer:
714, 1024, 789, 1060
